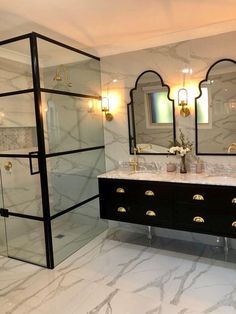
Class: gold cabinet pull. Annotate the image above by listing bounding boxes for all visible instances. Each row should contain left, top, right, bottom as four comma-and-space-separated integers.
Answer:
232, 198, 236, 204
145, 190, 155, 196
146, 210, 156, 217
193, 216, 205, 223
193, 194, 204, 201
117, 207, 126, 213
232, 221, 236, 228
116, 188, 125, 193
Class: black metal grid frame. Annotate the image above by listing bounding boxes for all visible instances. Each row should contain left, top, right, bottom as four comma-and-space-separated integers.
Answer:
195, 58, 236, 156
0, 32, 104, 269
127, 70, 176, 155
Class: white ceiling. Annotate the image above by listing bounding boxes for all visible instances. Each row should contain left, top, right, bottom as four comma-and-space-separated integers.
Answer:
1, 0, 236, 57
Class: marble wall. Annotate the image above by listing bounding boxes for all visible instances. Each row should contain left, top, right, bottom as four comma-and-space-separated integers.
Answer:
100, 31, 236, 246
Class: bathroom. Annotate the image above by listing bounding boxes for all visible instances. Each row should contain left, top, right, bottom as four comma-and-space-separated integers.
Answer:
1, 1, 236, 313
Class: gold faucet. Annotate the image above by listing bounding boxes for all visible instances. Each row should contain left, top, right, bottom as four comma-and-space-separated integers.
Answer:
129, 147, 139, 171
228, 143, 236, 153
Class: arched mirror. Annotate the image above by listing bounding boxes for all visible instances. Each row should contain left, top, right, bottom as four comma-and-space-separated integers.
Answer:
127, 70, 176, 154
195, 59, 236, 155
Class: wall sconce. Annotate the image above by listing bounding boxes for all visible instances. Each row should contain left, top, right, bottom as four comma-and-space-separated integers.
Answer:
101, 97, 113, 121
178, 88, 190, 117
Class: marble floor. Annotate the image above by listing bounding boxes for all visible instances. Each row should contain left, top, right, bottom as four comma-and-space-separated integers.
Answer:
1, 230, 236, 314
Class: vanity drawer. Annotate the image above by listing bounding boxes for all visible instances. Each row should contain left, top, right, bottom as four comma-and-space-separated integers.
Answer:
175, 184, 236, 212
136, 204, 172, 227
137, 182, 173, 201
213, 215, 236, 238
99, 178, 136, 200
174, 206, 213, 232
99, 199, 133, 222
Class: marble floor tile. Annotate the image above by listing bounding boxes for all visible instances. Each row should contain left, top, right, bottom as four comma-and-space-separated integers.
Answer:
1, 231, 236, 313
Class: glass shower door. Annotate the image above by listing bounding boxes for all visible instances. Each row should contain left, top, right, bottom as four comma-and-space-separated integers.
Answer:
0, 155, 47, 266
0, 169, 8, 257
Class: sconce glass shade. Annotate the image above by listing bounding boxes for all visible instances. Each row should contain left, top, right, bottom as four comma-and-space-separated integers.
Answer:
178, 88, 188, 106
178, 88, 190, 117
101, 97, 113, 121
101, 97, 110, 112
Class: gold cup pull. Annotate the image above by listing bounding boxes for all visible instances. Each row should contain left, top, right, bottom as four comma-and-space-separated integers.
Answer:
232, 221, 236, 228
193, 216, 205, 223
117, 207, 126, 213
232, 198, 236, 204
193, 194, 204, 201
4, 161, 13, 172
146, 210, 156, 217
145, 190, 155, 196
116, 187, 125, 193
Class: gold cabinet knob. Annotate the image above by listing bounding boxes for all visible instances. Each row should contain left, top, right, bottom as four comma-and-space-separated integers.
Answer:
193, 216, 205, 223
146, 210, 156, 217
145, 190, 155, 196
232, 221, 236, 228
117, 207, 126, 213
4, 161, 13, 171
116, 187, 125, 193
193, 194, 204, 201
232, 198, 236, 204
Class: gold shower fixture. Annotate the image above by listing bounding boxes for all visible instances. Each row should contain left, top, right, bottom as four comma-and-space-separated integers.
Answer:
53, 65, 72, 87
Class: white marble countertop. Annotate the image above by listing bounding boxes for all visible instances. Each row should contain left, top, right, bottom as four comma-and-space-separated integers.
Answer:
98, 169, 236, 187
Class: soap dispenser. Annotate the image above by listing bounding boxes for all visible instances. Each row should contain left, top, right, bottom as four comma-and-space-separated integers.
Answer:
196, 157, 203, 174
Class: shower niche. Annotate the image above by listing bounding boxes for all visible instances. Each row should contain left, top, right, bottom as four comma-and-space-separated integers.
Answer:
0, 32, 107, 268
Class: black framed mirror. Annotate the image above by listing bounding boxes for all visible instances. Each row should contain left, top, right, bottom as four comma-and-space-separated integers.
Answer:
195, 59, 236, 155
127, 70, 176, 155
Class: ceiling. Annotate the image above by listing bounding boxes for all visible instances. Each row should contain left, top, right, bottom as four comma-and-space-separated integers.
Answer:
1, 0, 236, 57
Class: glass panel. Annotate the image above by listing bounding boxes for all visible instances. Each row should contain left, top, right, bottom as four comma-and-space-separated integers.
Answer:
1, 156, 43, 217
0, 93, 37, 153
47, 149, 105, 216
0, 170, 7, 257
0, 38, 33, 94
37, 38, 101, 96
42, 93, 104, 153
52, 198, 108, 266
6, 216, 46, 266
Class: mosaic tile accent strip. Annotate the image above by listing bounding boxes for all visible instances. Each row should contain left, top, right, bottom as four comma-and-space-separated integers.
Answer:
0, 127, 37, 151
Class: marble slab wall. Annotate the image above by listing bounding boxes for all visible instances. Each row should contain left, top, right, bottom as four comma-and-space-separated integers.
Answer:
100, 31, 236, 247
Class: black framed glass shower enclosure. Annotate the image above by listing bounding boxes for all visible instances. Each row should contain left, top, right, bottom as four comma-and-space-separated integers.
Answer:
0, 32, 107, 268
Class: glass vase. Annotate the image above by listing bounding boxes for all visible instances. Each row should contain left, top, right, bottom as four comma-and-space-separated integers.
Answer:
180, 155, 187, 173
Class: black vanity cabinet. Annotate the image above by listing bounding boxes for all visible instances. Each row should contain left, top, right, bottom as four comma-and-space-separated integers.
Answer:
99, 178, 173, 228
98, 178, 236, 239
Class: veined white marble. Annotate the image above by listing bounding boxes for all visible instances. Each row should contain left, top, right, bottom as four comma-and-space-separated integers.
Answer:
1, 231, 236, 314
98, 169, 236, 187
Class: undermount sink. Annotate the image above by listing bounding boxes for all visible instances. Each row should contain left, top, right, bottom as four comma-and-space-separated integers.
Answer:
119, 161, 159, 174
128, 170, 158, 176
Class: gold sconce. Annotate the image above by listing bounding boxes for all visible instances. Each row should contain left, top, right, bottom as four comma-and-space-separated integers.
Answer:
178, 88, 190, 117
101, 97, 113, 121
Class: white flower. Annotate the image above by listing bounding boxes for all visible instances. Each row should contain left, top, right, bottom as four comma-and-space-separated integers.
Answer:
169, 145, 191, 156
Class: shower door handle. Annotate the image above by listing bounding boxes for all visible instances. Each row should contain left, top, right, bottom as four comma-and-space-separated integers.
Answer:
28, 151, 40, 175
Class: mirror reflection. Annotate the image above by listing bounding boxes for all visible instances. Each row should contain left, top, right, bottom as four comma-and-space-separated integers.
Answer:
195, 59, 236, 155
128, 70, 175, 154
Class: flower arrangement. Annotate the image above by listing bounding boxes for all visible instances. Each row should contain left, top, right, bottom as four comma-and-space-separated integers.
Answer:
168, 129, 193, 156
168, 129, 193, 173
